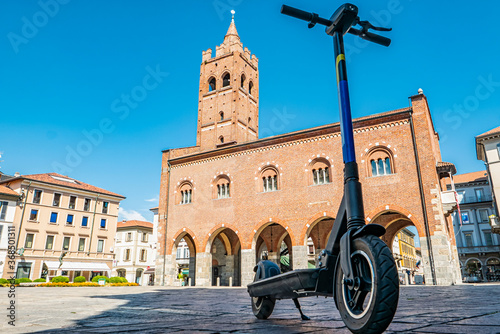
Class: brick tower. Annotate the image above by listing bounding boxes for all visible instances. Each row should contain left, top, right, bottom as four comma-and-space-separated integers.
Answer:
196, 15, 259, 151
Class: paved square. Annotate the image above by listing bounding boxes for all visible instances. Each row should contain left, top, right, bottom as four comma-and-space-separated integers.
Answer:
2, 284, 500, 333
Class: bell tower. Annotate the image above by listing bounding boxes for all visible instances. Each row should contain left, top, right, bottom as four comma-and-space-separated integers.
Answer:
196, 12, 259, 151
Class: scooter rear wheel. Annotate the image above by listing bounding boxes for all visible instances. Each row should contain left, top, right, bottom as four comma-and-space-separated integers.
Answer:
335, 235, 399, 334
251, 296, 275, 319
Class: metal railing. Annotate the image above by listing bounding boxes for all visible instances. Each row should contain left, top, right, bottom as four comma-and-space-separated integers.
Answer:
458, 195, 493, 204
458, 245, 500, 253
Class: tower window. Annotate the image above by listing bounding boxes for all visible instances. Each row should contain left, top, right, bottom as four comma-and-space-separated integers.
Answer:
208, 77, 216, 92
220, 111, 224, 121
222, 73, 230, 87
249, 81, 254, 95
219, 136, 224, 144
241, 74, 246, 88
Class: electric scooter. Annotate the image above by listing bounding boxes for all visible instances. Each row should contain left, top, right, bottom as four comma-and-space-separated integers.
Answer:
247, 4, 399, 334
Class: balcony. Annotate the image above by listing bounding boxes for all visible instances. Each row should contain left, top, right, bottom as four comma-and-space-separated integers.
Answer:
458, 195, 493, 205
491, 216, 500, 234
441, 190, 457, 215
458, 245, 500, 254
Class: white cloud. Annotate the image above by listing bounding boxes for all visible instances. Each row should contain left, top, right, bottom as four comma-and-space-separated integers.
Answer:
118, 207, 147, 221
145, 197, 158, 203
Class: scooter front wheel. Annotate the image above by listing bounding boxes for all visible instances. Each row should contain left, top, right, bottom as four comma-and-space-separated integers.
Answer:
335, 235, 399, 334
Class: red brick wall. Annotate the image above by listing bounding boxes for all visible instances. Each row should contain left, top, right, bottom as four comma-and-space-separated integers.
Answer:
157, 101, 452, 257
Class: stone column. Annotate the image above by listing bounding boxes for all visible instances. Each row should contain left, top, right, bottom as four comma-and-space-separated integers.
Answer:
421, 234, 462, 285
268, 252, 280, 266
195, 252, 211, 286
240, 249, 255, 287
292, 245, 308, 270
189, 256, 196, 286
225, 255, 235, 287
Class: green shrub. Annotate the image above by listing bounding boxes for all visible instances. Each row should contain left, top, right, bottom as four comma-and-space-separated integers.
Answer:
34, 278, 46, 282
0, 278, 9, 284
108, 276, 128, 283
91, 275, 109, 283
74, 276, 86, 283
15, 278, 33, 284
51, 276, 69, 283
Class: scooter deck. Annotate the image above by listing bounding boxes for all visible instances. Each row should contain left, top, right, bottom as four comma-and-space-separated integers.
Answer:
247, 268, 321, 300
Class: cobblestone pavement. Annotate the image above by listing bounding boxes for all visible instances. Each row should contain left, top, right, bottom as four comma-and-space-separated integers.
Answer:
2, 284, 500, 333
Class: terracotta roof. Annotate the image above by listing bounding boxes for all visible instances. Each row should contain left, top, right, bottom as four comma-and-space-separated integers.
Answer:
150, 206, 158, 211
452, 171, 488, 184
476, 126, 500, 139
117, 220, 153, 229
0, 185, 19, 197
0, 173, 124, 198
436, 161, 457, 176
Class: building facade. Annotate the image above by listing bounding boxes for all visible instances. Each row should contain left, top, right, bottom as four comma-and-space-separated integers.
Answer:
449, 171, 500, 282
0, 185, 21, 278
0, 173, 124, 282
113, 220, 155, 285
156, 17, 462, 287
392, 228, 419, 283
476, 126, 500, 232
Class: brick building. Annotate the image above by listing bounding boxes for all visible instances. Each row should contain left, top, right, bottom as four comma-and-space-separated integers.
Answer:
156, 17, 461, 286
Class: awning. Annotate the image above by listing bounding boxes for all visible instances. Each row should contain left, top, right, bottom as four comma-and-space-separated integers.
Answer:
144, 267, 155, 275
44, 261, 111, 271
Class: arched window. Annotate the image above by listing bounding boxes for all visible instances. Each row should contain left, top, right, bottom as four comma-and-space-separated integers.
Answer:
179, 182, 193, 204
261, 167, 278, 192
220, 111, 224, 121
222, 73, 230, 87
249, 81, 254, 95
310, 158, 331, 185
214, 175, 230, 199
208, 77, 216, 92
367, 148, 394, 177
219, 136, 224, 144
248, 117, 251, 127
241, 74, 246, 88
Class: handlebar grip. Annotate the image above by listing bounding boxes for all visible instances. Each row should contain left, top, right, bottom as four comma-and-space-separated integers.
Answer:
280, 5, 313, 22
348, 28, 391, 47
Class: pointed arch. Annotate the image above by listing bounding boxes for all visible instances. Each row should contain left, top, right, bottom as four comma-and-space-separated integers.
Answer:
250, 217, 296, 249
222, 72, 231, 87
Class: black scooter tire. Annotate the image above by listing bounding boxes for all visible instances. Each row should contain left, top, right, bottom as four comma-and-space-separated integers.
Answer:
251, 296, 275, 319
335, 235, 399, 334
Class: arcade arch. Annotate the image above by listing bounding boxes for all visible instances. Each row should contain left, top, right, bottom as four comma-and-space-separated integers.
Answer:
171, 232, 197, 286
206, 227, 241, 286
253, 222, 293, 272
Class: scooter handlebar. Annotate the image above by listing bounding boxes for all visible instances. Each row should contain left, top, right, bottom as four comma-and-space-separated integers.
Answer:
348, 27, 391, 47
280, 5, 314, 22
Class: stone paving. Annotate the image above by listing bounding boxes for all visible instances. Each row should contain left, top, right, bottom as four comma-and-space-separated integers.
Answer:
1, 284, 500, 333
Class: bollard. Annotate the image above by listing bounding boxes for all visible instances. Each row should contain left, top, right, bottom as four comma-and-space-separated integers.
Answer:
229, 277, 233, 287
217, 277, 220, 286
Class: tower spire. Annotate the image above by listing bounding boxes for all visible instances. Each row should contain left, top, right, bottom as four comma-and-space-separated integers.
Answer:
224, 10, 239, 44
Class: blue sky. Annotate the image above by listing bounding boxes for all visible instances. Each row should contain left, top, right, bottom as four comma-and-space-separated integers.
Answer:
1, 0, 500, 227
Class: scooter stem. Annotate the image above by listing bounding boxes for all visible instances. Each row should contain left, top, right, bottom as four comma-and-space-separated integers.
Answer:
333, 31, 365, 230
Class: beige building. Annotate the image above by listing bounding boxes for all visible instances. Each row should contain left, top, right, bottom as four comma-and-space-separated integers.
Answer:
476, 126, 500, 232
0, 173, 124, 282
113, 220, 155, 285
